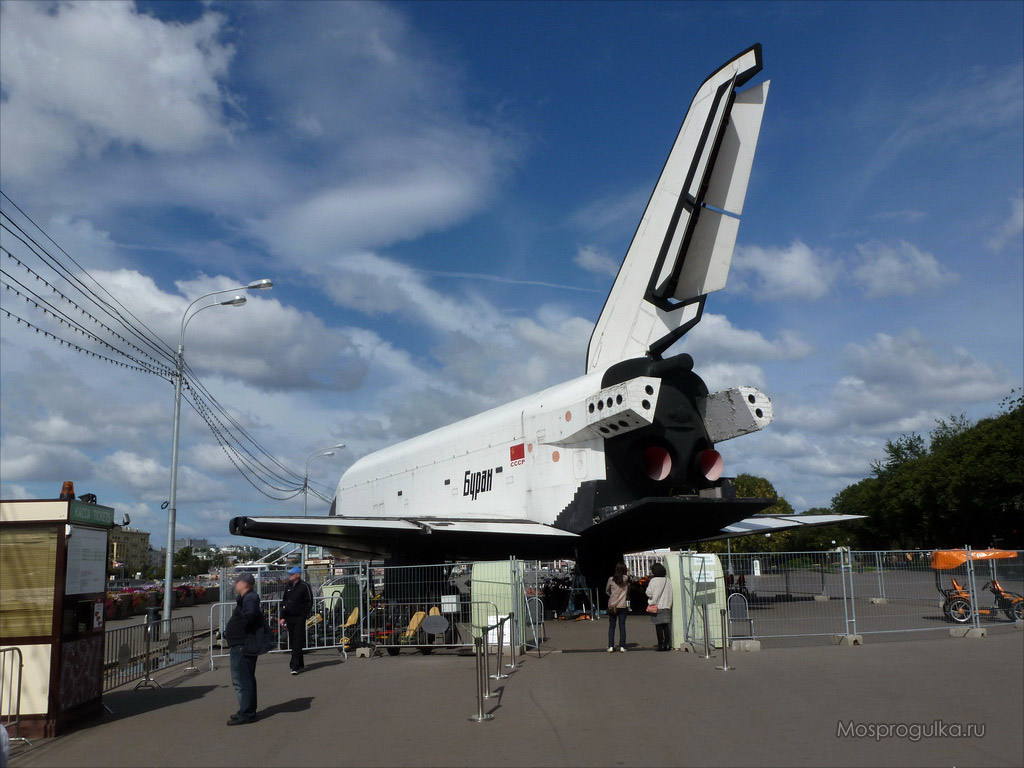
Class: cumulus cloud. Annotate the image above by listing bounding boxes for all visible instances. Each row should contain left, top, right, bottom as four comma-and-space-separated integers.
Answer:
852, 241, 958, 298
730, 241, 839, 300
72, 269, 372, 392
0, 1, 233, 179
680, 313, 812, 364
569, 186, 648, 237
574, 246, 620, 277
987, 194, 1024, 251
780, 329, 1012, 435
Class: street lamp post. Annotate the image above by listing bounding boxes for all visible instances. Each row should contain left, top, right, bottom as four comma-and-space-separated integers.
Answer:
163, 279, 273, 620
301, 445, 345, 571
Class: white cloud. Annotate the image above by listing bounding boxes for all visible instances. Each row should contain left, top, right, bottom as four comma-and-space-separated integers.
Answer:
680, 313, 812, 364
72, 269, 372, 392
852, 241, 958, 298
569, 186, 648, 236
730, 241, 838, 300
0, 1, 233, 180
781, 329, 1012, 435
856, 64, 1024, 195
987, 194, 1024, 251
573, 246, 620, 277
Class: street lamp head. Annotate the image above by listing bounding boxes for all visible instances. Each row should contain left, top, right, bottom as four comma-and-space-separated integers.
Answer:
221, 295, 247, 307
332, 444, 346, 450
247, 279, 274, 290
322, 451, 335, 458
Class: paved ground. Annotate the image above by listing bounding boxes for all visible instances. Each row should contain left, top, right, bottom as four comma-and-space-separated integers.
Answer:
10, 621, 1023, 768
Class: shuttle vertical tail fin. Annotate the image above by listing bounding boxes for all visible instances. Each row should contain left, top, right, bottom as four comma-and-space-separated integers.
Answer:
587, 45, 768, 373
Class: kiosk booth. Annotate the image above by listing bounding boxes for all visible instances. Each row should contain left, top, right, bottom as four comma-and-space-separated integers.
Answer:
0, 498, 114, 737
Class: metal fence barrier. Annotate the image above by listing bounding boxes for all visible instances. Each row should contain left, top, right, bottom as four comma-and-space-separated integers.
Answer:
683, 547, 1023, 646
1, 647, 31, 746
210, 596, 348, 669
104, 615, 200, 692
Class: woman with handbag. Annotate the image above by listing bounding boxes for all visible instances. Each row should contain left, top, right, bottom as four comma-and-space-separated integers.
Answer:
605, 562, 630, 652
645, 562, 673, 651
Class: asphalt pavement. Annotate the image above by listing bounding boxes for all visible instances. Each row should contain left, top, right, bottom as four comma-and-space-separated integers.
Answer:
10, 620, 1023, 768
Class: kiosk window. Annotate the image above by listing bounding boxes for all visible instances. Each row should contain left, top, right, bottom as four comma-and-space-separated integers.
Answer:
0, 524, 58, 638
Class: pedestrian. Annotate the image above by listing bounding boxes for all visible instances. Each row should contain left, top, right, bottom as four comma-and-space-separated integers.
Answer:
605, 562, 630, 652
280, 566, 314, 675
645, 562, 673, 651
223, 573, 262, 725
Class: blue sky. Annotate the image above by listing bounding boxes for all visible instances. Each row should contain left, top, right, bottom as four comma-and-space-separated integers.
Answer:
1, 1, 1021, 546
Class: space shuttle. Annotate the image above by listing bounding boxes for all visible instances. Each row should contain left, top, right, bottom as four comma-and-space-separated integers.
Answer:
230, 45, 857, 577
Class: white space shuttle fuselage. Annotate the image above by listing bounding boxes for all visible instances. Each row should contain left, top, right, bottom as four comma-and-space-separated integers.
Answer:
231, 45, 860, 568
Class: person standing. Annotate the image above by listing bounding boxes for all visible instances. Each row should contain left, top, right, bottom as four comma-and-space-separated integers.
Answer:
646, 562, 674, 651
223, 574, 262, 725
605, 562, 630, 652
280, 566, 314, 675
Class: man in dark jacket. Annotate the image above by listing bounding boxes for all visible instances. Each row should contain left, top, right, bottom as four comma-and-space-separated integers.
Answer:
280, 566, 314, 674
223, 574, 261, 724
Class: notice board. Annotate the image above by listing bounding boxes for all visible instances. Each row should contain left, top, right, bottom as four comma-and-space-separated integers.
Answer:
64, 526, 108, 596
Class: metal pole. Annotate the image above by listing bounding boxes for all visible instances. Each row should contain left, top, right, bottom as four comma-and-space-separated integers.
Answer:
163, 344, 184, 621
965, 544, 980, 631
468, 637, 492, 722
490, 618, 508, 680
506, 612, 518, 670
715, 608, 734, 671
875, 551, 885, 599
184, 616, 198, 673
135, 620, 161, 689
701, 603, 712, 659
845, 548, 858, 636
482, 624, 497, 699
301, 471, 308, 573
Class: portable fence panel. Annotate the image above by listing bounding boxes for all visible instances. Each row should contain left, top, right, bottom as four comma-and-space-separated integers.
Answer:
103, 616, 198, 691
1, 647, 26, 739
718, 551, 849, 638
847, 550, 955, 634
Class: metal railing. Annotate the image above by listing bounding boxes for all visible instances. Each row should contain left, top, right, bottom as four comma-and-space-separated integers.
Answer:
210, 595, 348, 669
103, 615, 200, 692
469, 612, 518, 723
683, 547, 1023, 645
1, 647, 31, 746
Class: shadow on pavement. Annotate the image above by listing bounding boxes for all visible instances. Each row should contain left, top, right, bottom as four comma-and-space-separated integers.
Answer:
296, 659, 344, 673
258, 696, 315, 720
99, 685, 221, 722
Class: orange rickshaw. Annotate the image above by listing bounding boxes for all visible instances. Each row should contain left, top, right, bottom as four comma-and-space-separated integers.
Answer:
931, 549, 1024, 624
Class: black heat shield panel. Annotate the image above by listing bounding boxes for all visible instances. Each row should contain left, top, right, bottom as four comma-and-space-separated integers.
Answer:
583, 495, 775, 553
229, 516, 579, 562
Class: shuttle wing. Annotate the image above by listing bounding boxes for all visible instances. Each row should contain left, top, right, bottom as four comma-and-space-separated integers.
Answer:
701, 514, 866, 542
587, 44, 769, 372
230, 514, 578, 561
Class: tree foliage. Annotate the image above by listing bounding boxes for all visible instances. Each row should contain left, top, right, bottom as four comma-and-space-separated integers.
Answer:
834, 401, 1023, 549
697, 395, 1022, 554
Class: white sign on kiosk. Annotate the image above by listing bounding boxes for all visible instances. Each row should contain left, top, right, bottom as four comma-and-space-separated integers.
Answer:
65, 525, 108, 595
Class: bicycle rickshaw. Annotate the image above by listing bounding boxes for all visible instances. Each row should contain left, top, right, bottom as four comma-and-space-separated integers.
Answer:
931, 549, 1023, 624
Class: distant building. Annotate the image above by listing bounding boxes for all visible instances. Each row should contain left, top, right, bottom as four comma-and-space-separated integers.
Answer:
174, 537, 210, 552
148, 547, 166, 570
108, 527, 150, 574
